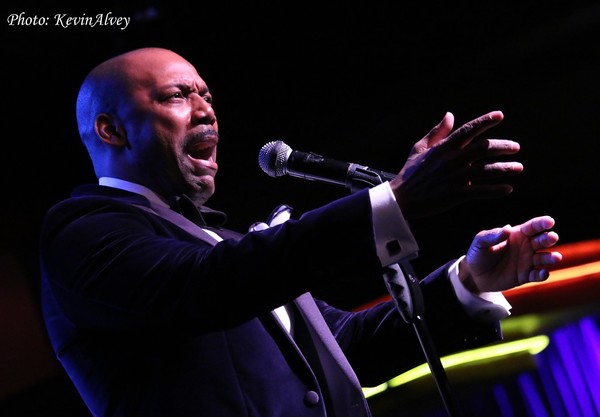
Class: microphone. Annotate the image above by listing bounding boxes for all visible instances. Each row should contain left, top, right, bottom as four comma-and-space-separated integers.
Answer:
258, 140, 396, 192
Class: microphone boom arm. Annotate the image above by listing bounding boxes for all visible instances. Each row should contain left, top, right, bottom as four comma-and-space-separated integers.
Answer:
347, 164, 396, 192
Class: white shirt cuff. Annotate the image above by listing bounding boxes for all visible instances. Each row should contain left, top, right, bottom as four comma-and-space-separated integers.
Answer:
368, 182, 419, 267
448, 256, 512, 321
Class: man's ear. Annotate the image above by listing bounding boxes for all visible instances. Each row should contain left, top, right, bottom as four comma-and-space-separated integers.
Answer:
95, 113, 130, 148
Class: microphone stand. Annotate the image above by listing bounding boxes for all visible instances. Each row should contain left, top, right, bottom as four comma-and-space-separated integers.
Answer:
349, 175, 463, 417
383, 263, 463, 417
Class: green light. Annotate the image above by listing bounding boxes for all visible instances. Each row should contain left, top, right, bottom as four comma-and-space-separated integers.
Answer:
362, 335, 549, 398
362, 382, 388, 398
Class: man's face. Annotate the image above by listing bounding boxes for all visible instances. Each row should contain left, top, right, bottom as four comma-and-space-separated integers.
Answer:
117, 51, 219, 204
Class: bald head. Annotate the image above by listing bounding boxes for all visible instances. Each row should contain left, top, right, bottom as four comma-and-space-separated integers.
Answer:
76, 48, 185, 147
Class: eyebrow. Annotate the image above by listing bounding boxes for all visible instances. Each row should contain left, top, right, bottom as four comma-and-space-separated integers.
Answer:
163, 80, 210, 94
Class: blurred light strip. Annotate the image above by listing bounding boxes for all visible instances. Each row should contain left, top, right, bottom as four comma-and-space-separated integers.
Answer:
362, 335, 550, 399
355, 259, 600, 313
550, 260, 600, 281
504, 260, 600, 298
542, 260, 600, 283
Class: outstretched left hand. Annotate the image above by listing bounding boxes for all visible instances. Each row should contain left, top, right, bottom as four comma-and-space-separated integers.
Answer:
459, 215, 563, 293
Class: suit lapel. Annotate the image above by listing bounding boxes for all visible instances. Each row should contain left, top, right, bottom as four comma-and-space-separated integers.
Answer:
293, 294, 363, 391
136, 202, 221, 246
294, 294, 371, 416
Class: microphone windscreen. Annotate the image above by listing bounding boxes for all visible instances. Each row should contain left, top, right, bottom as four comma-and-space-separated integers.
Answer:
258, 140, 292, 177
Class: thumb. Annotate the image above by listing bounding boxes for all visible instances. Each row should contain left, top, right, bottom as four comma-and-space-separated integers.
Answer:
425, 112, 454, 147
475, 224, 511, 250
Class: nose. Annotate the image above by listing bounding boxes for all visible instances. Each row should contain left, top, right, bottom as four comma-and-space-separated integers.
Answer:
192, 95, 217, 125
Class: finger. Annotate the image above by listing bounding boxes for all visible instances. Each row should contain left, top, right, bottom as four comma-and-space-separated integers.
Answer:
449, 161, 523, 184
424, 112, 455, 147
531, 231, 560, 251
474, 225, 510, 249
455, 139, 521, 166
534, 250, 563, 268
526, 269, 550, 284
476, 161, 524, 178
444, 111, 504, 150
519, 216, 556, 237
526, 251, 563, 284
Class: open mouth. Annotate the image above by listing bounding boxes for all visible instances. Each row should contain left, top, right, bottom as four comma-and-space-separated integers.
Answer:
186, 140, 216, 161
185, 133, 218, 162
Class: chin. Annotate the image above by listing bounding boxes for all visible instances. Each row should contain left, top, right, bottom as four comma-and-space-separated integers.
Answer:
190, 184, 215, 205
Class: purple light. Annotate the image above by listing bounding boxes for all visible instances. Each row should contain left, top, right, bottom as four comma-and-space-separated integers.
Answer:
547, 351, 575, 416
537, 354, 567, 417
579, 317, 600, 415
518, 373, 549, 417
493, 384, 516, 417
554, 324, 595, 416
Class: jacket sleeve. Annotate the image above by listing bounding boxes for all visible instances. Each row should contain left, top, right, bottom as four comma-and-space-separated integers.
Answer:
40, 190, 384, 332
317, 260, 502, 386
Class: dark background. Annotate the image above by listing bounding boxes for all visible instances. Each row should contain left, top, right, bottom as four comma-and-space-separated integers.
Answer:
2, 1, 600, 414
4, 0, 599, 301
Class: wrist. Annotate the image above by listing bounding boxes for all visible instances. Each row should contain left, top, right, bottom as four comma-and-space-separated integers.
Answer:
458, 258, 479, 293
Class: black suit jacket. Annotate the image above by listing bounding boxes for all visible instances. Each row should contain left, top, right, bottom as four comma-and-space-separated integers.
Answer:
40, 185, 501, 416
